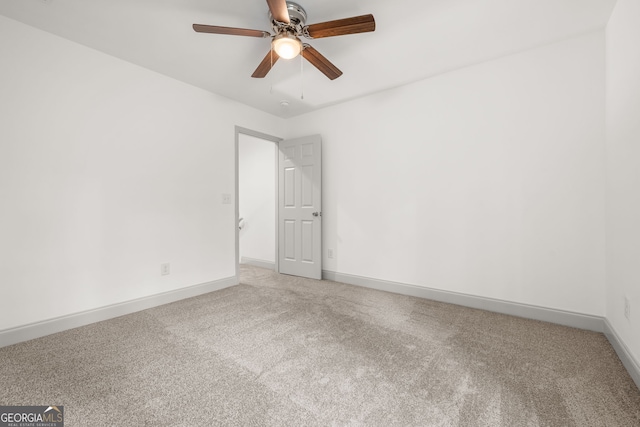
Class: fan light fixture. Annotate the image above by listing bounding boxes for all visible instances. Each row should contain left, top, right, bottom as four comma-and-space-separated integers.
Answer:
193, 0, 376, 80
272, 33, 302, 59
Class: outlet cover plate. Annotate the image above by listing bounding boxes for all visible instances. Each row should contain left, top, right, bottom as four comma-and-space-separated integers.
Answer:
624, 296, 630, 320
161, 263, 171, 276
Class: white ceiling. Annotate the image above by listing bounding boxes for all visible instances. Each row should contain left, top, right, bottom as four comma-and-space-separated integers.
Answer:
0, 0, 616, 118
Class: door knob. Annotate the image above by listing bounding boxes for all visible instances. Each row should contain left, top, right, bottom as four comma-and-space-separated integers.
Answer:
312, 212, 322, 217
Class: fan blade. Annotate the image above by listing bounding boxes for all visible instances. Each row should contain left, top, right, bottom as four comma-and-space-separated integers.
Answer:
266, 0, 290, 24
193, 24, 270, 38
252, 50, 280, 78
305, 14, 375, 39
302, 45, 343, 80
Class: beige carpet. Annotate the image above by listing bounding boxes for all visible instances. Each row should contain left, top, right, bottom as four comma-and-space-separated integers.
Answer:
1, 265, 639, 426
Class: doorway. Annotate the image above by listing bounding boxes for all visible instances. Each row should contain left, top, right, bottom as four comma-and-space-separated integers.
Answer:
235, 127, 281, 278
235, 127, 323, 280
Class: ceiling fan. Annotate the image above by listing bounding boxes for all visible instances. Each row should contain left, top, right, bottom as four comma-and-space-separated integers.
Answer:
193, 0, 375, 80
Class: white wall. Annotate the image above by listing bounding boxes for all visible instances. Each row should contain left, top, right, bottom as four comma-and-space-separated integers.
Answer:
605, 0, 640, 365
239, 134, 276, 265
0, 11, 618, 350
287, 31, 606, 316
0, 16, 284, 332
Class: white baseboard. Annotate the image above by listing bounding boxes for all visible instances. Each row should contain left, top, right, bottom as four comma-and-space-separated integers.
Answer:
241, 257, 276, 270
0, 276, 238, 349
322, 270, 640, 390
322, 270, 604, 332
4, 269, 638, 392
604, 319, 640, 390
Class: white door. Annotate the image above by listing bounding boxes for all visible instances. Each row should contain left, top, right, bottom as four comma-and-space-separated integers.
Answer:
278, 135, 322, 279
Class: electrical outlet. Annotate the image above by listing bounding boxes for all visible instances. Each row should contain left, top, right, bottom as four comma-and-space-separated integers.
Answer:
328, 248, 334, 259
624, 296, 630, 320
161, 263, 171, 276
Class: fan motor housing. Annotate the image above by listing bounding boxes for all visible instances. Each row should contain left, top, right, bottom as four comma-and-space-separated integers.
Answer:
269, 1, 307, 26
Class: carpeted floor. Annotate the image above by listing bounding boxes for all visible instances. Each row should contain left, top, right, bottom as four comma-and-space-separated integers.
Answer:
1, 265, 639, 426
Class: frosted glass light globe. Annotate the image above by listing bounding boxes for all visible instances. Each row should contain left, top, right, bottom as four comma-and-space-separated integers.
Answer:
272, 34, 302, 59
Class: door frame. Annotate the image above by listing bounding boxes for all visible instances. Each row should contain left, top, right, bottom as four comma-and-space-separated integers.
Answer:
235, 126, 282, 279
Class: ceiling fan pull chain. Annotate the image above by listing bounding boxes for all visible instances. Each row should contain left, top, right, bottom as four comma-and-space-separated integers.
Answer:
269, 48, 274, 94
300, 49, 304, 100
